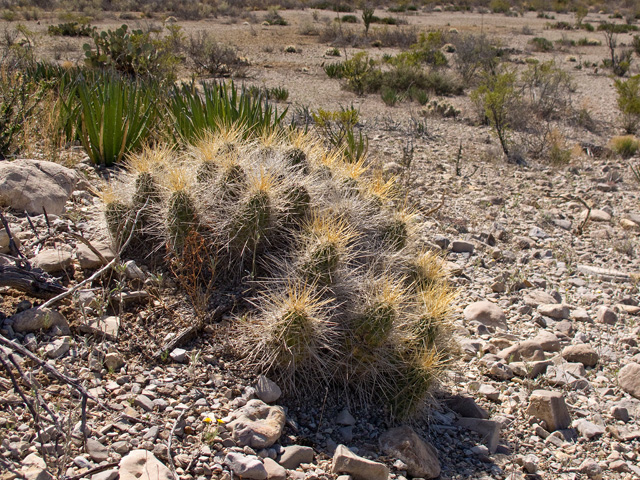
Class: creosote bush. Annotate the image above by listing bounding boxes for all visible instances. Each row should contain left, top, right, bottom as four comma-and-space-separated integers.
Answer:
104, 127, 456, 418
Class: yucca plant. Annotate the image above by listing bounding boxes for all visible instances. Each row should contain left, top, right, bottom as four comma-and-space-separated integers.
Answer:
76, 72, 158, 166
167, 80, 287, 143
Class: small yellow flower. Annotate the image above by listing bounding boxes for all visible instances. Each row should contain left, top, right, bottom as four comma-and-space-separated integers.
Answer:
203, 417, 213, 424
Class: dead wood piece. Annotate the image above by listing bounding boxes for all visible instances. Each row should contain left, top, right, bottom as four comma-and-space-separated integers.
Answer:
0, 265, 66, 298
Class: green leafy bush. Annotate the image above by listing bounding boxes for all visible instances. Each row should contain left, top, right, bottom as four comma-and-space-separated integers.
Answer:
614, 75, 640, 133
323, 62, 344, 78
530, 36, 554, 52
186, 31, 249, 77
83, 24, 182, 81
610, 135, 640, 158
47, 22, 95, 37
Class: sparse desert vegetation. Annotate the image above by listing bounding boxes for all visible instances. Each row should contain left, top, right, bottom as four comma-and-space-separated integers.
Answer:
1, 1, 640, 480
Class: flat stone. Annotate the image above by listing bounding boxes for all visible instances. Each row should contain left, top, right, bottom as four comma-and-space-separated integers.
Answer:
527, 390, 571, 432
104, 352, 125, 371
451, 240, 474, 253
478, 384, 500, 401
498, 340, 545, 362
86, 438, 109, 462
332, 444, 389, 480
255, 375, 281, 403
523, 290, 558, 307
446, 395, 489, 419
134, 395, 154, 412
76, 242, 114, 269
464, 301, 507, 330
263, 457, 286, 480
224, 452, 267, 480
277, 445, 314, 469
336, 409, 356, 426
91, 469, 118, 480
0, 159, 77, 215
33, 248, 73, 273
538, 304, 570, 320
0, 226, 21, 255
12, 308, 70, 335
510, 360, 552, 379
379, 425, 440, 479
455, 418, 501, 453
574, 419, 605, 439
119, 450, 172, 480
169, 348, 187, 363
611, 405, 630, 422
562, 344, 598, 367
78, 316, 120, 340
618, 363, 640, 399
595, 306, 617, 325
22, 453, 54, 480
571, 308, 593, 323
228, 399, 286, 449
587, 209, 611, 222
45, 337, 70, 359
533, 331, 561, 352
579, 459, 603, 480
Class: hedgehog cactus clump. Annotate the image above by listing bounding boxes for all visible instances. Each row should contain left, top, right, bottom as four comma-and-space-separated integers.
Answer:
102, 127, 456, 418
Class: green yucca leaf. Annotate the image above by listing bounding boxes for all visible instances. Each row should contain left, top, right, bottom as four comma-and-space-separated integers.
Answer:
76, 72, 157, 166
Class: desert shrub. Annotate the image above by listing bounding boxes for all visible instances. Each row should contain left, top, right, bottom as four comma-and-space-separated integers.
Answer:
340, 51, 377, 95
614, 75, 640, 133
610, 135, 640, 158
323, 62, 344, 78
47, 22, 95, 37
597, 22, 639, 33
103, 127, 456, 418
83, 24, 182, 81
471, 67, 520, 160
521, 60, 573, 120
633, 35, 640, 57
576, 37, 601, 46
547, 129, 572, 164
530, 36, 554, 51
76, 73, 158, 167
0, 68, 44, 158
312, 106, 368, 162
341, 14, 358, 23
264, 8, 287, 25
452, 33, 501, 83
186, 31, 249, 77
166, 80, 287, 143
490, 0, 511, 13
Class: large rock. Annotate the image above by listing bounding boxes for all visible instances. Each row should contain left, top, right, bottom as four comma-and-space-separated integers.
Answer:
527, 390, 571, 431
561, 344, 599, 367
76, 242, 115, 269
463, 301, 507, 330
263, 458, 286, 480
379, 426, 440, 479
0, 159, 77, 215
595, 306, 617, 325
86, 438, 109, 462
538, 304, 570, 320
533, 331, 561, 352
11, 308, 70, 335
227, 399, 285, 449
523, 290, 558, 308
224, 452, 267, 480
277, 445, 314, 469
119, 450, 172, 480
618, 363, 640, 399
33, 247, 73, 273
332, 445, 389, 480
0, 226, 21, 254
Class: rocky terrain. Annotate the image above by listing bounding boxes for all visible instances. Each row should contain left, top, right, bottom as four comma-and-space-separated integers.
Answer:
1, 6, 640, 480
